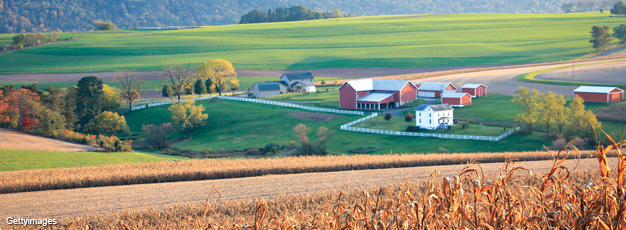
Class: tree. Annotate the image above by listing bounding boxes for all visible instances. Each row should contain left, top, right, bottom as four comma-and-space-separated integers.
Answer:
239, 9, 269, 24
611, 1, 626, 15
196, 59, 238, 96
184, 81, 195, 95
384, 113, 392, 121
50, 31, 59, 42
332, 8, 343, 18
100, 84, 122, 111
76, 76, 104, 127
12, 34, 26, 49
194, 78, 207, 95
93, 20, 116, 30
21, 83, 42, 95
31, 105, 65, 137
116, 73, 144, 111
83, 111, 131, 136
229, 78, 240, 91
315, 126, 333, 155
162, 85, 173, 97
512, 86, 541, 133
405, 112, 414, 122
205, 78, 215, 95
562, 3, 575, 12
292, 124, 333, 156
63, 86, 80, 130
539, 91, 559, 136
169, 97, 208, 137
568, 95, 601, 138
613, 23, 626, 44
552, 94, 569, 134
589, 25, 613, 52
314, 12, 324, 19
142, 123, 173, 150
162, 63, 193, 101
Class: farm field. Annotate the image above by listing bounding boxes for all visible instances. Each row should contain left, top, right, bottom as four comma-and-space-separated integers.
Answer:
0, 150, 179, 171
124, 98, 554, 154
0, 12, 625, 74
535, 61, 626, 85
355, 116, 509, 136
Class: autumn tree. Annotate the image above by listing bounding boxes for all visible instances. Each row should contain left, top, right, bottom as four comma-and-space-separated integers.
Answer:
162, 63, 193, 101
83, 111, 131, 136
162, 85, 173, 97
169, 97, 208, 137
590, 25, 613, 52
196, 59, 238, 96
76, 76, 104, 127
512, 86, 541, 133
100, 84, 122, 111
292, 124, 333, 156
205, 78, 215, 96
116, 73, 144, 111
552, 94, 569, 134
569, 95, 601, 138
405, 112, 414, 122
539, 91, 559, 136
194, 78, 207, 95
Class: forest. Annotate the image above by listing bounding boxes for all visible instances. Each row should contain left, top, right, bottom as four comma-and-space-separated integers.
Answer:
0, 0, 619, 34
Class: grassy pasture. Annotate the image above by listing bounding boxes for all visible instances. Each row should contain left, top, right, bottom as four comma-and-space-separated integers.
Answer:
0, 12, 624, 74
0, 149, 178, 171
355, 116, 508, 136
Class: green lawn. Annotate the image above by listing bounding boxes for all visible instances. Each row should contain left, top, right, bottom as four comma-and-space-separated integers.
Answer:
265, 89, 340, 101
0, 150, 180, 171
124, 99, 557, 154
355, 116, 508, 136
1, 12, 624, 74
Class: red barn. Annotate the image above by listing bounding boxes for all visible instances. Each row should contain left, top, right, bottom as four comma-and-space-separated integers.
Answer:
418, 82, 457, 98
574, 86, 624, 103
338, 79, 418, 110
461, 84, 487, 97
441, 91, 472, 107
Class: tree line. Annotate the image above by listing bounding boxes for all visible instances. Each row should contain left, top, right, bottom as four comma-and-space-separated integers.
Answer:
561, 0, 620, 13
239, 6, 352, 24
588, 22, 626, 52
0, 0, 578, 34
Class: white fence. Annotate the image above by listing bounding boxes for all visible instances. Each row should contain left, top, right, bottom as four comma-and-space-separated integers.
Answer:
132, 96, 364, 115
340, 113, 520, 141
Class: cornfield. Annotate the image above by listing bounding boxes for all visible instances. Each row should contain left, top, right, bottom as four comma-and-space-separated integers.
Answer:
13, 131, 626, 229
0, 150, 609, 194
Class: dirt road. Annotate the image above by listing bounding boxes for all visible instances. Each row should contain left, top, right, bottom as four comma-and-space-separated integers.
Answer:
535, 61, 626, 85
0, 158, 611, 221
0, 128, 97, 152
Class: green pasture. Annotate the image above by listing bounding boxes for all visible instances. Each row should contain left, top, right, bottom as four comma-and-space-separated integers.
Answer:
1, 12, 625, 74
354, 116, 508, 136
0, 149, 179, 171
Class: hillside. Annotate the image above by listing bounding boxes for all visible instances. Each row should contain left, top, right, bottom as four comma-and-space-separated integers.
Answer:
0, 12, 624, 74
0, 0, 582, 34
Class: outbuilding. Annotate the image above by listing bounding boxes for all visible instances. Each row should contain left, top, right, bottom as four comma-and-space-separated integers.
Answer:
461, 84, 487, 97
441, 91, 472, 107
573, 86, 624, 103
418, 82, 457, 98
338, 79, 418, 110
252, 82, 287, 98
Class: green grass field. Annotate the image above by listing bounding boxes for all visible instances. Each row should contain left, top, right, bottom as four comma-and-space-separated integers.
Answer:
0, 149, 180, 171
1, 12, 624, 75
355, 116, 508, 136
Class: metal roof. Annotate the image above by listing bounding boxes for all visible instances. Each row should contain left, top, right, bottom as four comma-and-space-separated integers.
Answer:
419, 82, 455, 91
282, 72, 314, 80
415, 104, 454, 111
461, 83, 487, 88
255, 82, 281, 91
441, 91, 470, 98
290, 81, 306, 87
343, 79, 411, 91
411, 81, 422, 86
574, 86, 623, 94
356, 92, 395, 102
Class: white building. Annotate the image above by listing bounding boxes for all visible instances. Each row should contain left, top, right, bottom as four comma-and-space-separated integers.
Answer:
415, 104, 455, 130
280, 72, 316, 92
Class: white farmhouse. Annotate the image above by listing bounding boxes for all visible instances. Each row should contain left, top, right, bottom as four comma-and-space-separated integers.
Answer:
280, 72, 316, 92
415, 104, 454, 130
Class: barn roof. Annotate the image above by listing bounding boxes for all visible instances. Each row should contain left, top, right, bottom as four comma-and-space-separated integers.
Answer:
461, 83, 487, 88
441, 91, 470, 98
415, 104, 454, 111
356, 92, 395, 102
574, 86, 623, 94
341, 79, 412, 91
255, 82, 282, 91
282, 72, 314, 80
419, 82, 455, 91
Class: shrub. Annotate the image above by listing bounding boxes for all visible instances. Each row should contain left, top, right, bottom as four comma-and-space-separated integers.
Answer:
438, 147, 450, 153
594, 103, 626, 123
262, 142, 281, 155
551, 134, 568, 150
384, 113, 392, 121
405, 112, 414, 122
142, 123, 173, 150
347, 146, 379, 154
98, 135, 132, 152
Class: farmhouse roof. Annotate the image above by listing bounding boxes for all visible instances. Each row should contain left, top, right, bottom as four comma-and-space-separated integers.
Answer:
341, 79, 412, 91
356, 92, 395, 102
574, 86, 623, 94
461, 83, 487, 89
419, 82, 455, 91
415, 104, 454, 111
255, 82, 282, 91
290, 81, 307, 87
282, 72, 314, 80
441, 91, 470, 98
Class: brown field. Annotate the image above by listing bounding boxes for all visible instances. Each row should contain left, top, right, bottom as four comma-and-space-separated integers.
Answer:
0, 150, 615, 194
535, 61, 626, 85
0, 128, 97, 152
5, 146, 624, 229
595, 103, 626, 123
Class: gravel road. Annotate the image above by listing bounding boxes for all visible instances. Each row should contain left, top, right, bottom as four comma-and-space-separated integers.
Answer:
0, 157, 612, 222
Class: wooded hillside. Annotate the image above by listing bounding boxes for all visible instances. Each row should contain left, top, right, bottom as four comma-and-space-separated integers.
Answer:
0, 0, 618, 33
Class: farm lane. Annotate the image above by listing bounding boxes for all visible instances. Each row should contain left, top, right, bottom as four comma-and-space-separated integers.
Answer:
0, 157, 613, 221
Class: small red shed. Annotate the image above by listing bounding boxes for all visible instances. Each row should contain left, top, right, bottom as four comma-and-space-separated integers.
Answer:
461, 84, 487, 97
573, 86, 624, 103
441, 91, 472, 107
418, 82, 457, 98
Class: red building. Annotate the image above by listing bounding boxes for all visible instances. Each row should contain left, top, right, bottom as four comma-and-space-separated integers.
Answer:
574, 86, 624, 103
461, 84, 487, 97
441, 91, 472, 107
338, 79, 418, 110
418, 82, 457, 98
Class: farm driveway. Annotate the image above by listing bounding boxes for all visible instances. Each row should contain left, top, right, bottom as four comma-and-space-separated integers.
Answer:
0, 128, 97, 152
0, 157, 612, 221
